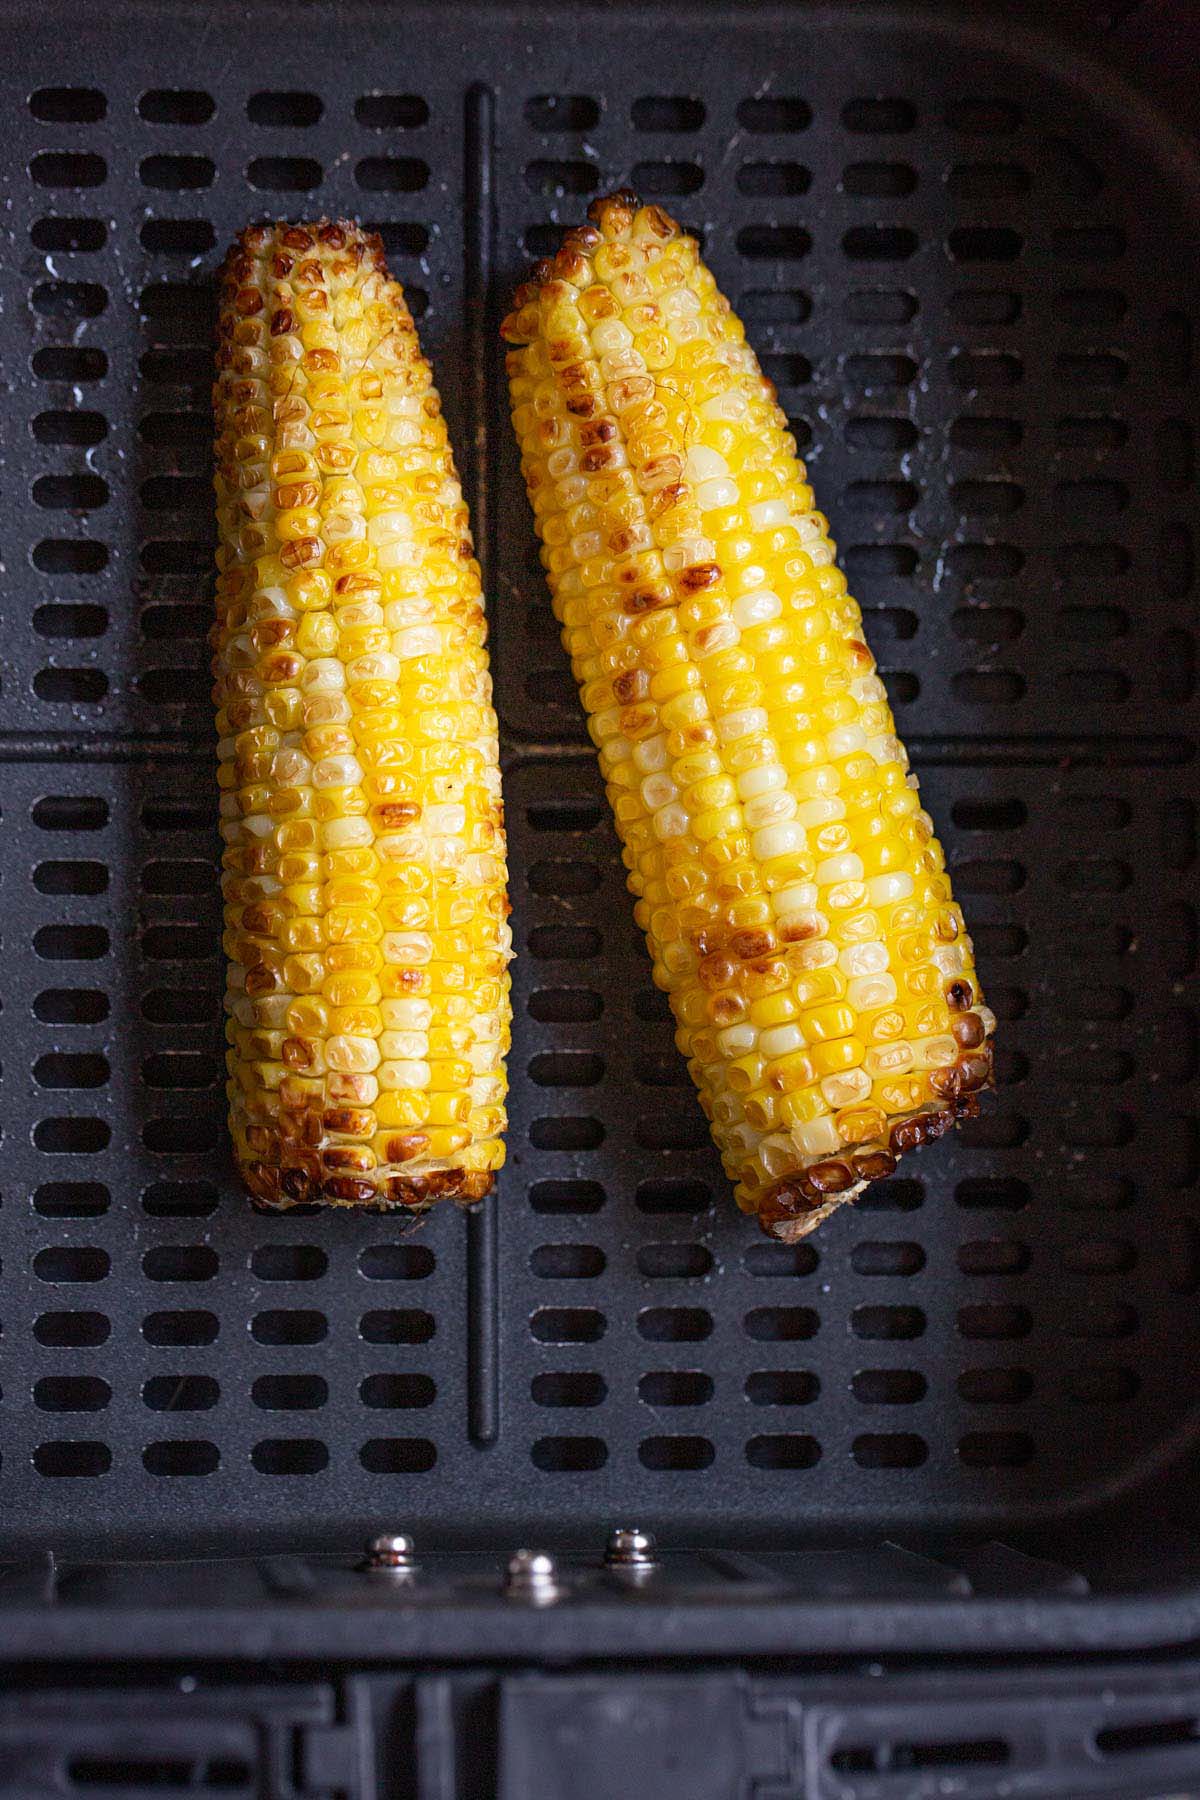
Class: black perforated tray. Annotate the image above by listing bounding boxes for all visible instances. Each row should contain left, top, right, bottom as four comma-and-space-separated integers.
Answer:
0, 0, 1197, 1582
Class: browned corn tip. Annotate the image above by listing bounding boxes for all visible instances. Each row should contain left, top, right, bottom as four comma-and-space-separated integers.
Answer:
218, 218, 384, 286
502, 191, 685, 339
586, 185, 641, 232
245, 1166, 496, 1213
750, 1020, 994, 1237
754, 1067, 992, 1240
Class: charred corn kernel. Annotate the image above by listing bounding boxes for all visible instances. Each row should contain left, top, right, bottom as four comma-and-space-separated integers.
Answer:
503, 191, 993, 1240
215, 220, 511, 1213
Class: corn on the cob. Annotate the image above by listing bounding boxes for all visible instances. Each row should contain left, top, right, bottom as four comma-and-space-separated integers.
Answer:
503, 191, 993, 1238
214, 220, 510, 1211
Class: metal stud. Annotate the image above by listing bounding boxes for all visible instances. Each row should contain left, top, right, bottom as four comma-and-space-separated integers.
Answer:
504, 1548, 563, 1602
604, 1527, 659, 1570
364, 1531, 417, 1572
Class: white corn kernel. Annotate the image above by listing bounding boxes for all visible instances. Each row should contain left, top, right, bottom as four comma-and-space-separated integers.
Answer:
696, 476, 738, 511
632, 733, 669, 773
748, 498, 790, 529
599, 735, 633, 770
383, 420, 421, 449
821, 1068, 872, 1108
914, 1034, 958, 1069
839, 940, 889, 977
797, 796, 846, 828
847, 973, 898, 1010
424, 803, 467, 835
828, 882, 866, 910
743, 790, 797, 831
699, 392, 748, 423
641, 773, 679, 810
324, 510, 366, 544
321, 816, 373, 850
652, 802, 690, 840
759, 1023, 806, 1058
724, 1122, 759, 1158
663, 536, 716, 571
252, 588, 293, 623
591, 319, 633, 353
348, 651, 399, 684
326, 1035, 381, 1074
384, 597, 432, 628
384, 391, 422, 419
375, 539, 421, 570
793, 939, 838, 970
791, 1116, 842, 1158
381, 931, 433, 966
684, 446, 730, 481
600, 350, 641, 384
392, 625, 442, 660
866, 871, 915, 907
826, 724, 868, 758
867, 733, 906, 766
301, 658, 345, 692
272, 748, 312, 786
773, 881, 818, 913
379, 1059, 432, 1090
590, 705, 622, 742
381, 998, 433, 1031
375, 830, 424, 863
732, 588, 783, 628
736, 763, 786, 800
816, 852, 865, 886
312, 754, 364, 789
716, 707, 769, 744
751, 821, 804, 861
758, 1133, 799, 1176
367, 508, 413, 545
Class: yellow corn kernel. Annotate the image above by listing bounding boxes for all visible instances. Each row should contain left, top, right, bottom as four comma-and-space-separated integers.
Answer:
216, 219, 510, 1211
503, 191, 992, 1237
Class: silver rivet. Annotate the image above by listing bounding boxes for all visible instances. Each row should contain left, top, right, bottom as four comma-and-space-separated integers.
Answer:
365, 1532, 416, 1571
504, 1549, 562, 1602
604, 1527, 658, 1569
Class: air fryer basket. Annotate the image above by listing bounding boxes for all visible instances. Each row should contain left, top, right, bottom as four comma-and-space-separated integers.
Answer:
1, 0, 1198, 1639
